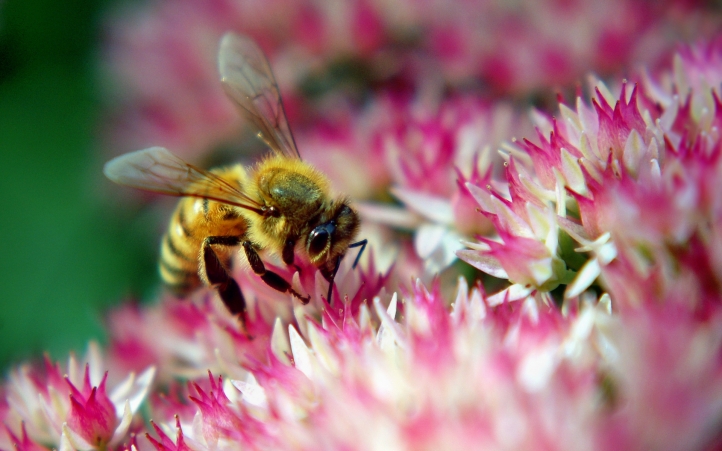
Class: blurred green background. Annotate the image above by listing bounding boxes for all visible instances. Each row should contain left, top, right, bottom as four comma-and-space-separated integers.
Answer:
0, 0, 157, 368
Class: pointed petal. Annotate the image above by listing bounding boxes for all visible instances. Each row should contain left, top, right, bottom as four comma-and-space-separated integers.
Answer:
487, 284, 533, 305
565, 259, 601, 298
60, 424, 93, 451
289, 326, 313, 380
231, 375, 268, 409
307, 324, 338, 375
457, 250, 509, 279
375, 295, 404, 351
108, 401, 132, 446
271, 318, 291, 365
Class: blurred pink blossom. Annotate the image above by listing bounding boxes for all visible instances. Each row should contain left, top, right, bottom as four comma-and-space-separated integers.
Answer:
101, 0, 721, 160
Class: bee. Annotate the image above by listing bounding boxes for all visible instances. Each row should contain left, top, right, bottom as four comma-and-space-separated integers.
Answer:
104, 32, 366, 331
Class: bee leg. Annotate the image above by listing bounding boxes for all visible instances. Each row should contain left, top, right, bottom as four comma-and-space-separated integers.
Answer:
320, 240, 367, 305
242, 240, 311, 304
203, 236, 250, 333
282, 238, 303, 274
322, 256, 342, 305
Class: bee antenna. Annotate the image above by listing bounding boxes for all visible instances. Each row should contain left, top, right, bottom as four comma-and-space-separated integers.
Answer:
349, 239, 367, 269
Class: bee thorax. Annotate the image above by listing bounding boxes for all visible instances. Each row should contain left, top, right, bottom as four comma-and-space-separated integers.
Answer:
260, 168, 324, 219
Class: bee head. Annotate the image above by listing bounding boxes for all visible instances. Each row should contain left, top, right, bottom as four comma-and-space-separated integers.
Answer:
306, 200, 360, 269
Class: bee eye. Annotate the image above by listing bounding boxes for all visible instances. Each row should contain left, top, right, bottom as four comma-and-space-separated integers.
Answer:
308, 223, 335, 257
309, 231, 328, 255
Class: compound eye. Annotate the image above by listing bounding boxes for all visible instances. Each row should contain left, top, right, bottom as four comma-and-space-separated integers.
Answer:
308, 223, 334, 258
309, 229, 329, 256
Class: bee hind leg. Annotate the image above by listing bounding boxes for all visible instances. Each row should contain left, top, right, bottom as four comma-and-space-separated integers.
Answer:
242, 240, 310, 304
203, 236, 250, 334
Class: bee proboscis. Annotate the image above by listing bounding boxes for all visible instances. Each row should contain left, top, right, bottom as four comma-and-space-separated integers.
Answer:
104, 32, 366, 331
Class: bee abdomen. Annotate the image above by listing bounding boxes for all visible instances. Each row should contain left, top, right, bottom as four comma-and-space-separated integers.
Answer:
159, 206, 202, 295
159, 245, 200, 294
163, 232, 194, 263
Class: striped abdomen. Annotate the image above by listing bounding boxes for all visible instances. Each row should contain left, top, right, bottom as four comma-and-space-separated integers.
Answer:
159, 167, 249, 296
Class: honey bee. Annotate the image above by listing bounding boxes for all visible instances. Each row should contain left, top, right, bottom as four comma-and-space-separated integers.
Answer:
104, 32, 366, 330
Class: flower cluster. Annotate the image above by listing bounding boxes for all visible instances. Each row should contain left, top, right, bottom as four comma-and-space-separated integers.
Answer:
1, 344, 154, 451
134, 282, 614, 451
5, 4, 722, 451
295, 96, 525, 277
458, 39, 722, 306
106, 255, 394, 384
100, 0, 720, 158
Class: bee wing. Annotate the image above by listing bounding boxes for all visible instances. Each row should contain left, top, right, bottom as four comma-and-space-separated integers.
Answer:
104, 147, 264, 212
219, 32, 301, 160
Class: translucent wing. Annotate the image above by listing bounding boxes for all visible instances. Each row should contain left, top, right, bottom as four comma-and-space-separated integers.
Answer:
218, 32, 301, 160
104, 147, 263, 213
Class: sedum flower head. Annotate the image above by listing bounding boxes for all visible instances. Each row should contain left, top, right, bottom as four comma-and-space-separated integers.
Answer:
459, 35, 722, 304
107, 256, 393, 384
134, 280, 612, 451
2, 344, 154, 451
303, 96, 524, 276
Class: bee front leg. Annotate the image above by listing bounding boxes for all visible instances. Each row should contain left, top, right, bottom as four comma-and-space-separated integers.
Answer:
282, 238, 303, 274
202, 236, 249, 331
319, 239, 367, 305
242, 240, 310, 304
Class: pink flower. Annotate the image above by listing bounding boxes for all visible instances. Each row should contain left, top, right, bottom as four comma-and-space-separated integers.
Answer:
100, 0, 721, 163
458, 156, 571, 301
101, 0, 390, 158
328, 96, 524, 275
107, 252, 394, 384
135, 279, 619, 450
65, 371, 118, 448
3, 344, 154, 450
0, 423, 48, 451
593, 249, 722, 450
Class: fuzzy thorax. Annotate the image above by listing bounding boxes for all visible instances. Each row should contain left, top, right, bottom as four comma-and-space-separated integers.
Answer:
242, 155, 332, 254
